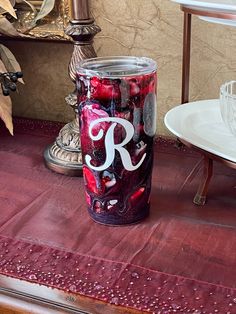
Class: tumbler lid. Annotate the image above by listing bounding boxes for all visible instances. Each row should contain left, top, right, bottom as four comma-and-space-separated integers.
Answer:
77, 56, 157, 78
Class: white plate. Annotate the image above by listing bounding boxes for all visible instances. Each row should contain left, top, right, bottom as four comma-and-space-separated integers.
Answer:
164, 99, 236, 162
171, 0, 236, 12
199, 16, 236, 27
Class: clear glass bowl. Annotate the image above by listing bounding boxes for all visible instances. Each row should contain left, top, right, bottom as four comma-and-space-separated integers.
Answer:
220, 81, 236, 136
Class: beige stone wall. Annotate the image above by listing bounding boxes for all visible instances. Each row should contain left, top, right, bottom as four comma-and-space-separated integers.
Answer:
4, 0, 236, 135
5, 40, 74, 123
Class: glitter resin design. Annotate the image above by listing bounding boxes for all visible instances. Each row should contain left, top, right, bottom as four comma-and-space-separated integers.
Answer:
77, 56, 157, 225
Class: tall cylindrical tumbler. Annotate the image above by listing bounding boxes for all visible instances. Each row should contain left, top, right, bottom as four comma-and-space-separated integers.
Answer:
76, 56, 157, 225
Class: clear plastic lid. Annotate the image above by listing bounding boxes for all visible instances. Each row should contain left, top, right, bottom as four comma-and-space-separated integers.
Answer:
77, 56, 157, 78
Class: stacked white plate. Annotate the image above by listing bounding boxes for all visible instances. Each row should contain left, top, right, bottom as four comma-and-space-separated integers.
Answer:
172, 0, 236, 27
164, 99, 236, 163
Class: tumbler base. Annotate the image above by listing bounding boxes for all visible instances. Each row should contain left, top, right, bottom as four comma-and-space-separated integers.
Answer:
88, 205, 150, 226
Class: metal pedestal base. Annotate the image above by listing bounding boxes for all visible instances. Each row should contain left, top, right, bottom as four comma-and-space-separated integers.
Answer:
43, 17, 100, 177
44, 119, 83, 176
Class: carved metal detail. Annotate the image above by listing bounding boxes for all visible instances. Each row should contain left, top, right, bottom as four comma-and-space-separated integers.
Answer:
44, 14, 101, 176
66, 23, 101, 37
48, 119, 82, 163
58, 120, 81, 151
68, 43, 98, 82
65, 93, 77, 109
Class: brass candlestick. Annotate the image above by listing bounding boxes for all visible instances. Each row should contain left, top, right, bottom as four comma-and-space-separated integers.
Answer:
44, 0, 101, 176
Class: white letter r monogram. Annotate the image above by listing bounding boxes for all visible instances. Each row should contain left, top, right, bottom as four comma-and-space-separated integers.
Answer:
85, 117, 146, 171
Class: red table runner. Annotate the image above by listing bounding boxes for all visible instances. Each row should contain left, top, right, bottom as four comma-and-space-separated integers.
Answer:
0, 118, 236, 313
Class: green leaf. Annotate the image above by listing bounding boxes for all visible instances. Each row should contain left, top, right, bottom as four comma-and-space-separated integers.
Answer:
0, 0, 17, 19
0, 60, 13, 135
0, 44, 24, 84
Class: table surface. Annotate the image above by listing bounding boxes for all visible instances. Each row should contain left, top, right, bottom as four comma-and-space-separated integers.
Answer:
0, 118, 236, 314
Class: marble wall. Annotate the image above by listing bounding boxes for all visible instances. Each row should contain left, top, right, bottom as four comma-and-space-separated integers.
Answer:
4, 0, 236, 135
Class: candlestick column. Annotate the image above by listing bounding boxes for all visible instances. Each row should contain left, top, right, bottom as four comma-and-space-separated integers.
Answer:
44, 0, 101, 176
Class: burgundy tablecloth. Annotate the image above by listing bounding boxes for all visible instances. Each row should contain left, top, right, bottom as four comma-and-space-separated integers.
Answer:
0, 118, 236, 313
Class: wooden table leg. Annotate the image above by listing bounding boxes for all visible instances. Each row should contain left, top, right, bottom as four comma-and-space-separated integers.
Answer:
181, 11, 192, 104
193, 156, 213, 206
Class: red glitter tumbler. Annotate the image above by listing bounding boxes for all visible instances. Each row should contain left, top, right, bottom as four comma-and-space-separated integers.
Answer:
77, 56, 157, 225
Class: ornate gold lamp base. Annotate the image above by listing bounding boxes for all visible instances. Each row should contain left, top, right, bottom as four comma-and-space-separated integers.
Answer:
43, 12, 101, 176
44, 118, 83, 176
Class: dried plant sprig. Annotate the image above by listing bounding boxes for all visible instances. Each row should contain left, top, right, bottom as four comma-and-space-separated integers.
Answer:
0, 71, 23, 96
0, 0, 56, 134
0, 44, 22, 134
0, 60, 13, 135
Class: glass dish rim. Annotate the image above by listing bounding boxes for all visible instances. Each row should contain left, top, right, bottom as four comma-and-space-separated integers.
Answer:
220, 80, 236, 99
